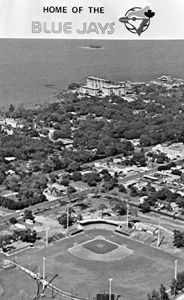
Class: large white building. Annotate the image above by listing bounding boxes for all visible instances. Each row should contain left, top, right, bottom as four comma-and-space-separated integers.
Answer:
150, 75, 184, 88
80, 76, 132, 97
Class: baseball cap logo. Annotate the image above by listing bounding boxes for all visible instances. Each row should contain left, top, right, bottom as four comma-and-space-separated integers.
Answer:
119, 6, 155, 36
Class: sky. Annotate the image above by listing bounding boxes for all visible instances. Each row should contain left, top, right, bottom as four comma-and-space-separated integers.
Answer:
0, 0, 184, 39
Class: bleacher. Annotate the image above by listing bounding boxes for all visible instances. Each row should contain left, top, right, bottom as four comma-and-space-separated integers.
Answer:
48, 232, 65, 244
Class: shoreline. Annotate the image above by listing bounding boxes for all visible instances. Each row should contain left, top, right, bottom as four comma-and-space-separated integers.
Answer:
1, 39, 184, 107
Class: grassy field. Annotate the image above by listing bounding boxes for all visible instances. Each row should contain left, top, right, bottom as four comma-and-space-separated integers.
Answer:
7, 228, 184, 300
0, 267, 36, 300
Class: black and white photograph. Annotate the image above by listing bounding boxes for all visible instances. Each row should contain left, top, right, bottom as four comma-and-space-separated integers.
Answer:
1, 1, 184, 299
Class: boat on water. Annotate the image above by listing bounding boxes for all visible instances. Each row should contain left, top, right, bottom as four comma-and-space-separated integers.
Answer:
89, 44, 102, 49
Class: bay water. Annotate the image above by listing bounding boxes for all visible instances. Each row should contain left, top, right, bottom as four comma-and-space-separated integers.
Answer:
1, 39, 184, 107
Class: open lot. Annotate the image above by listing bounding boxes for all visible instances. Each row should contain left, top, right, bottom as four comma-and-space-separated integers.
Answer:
10, 228, 184, 300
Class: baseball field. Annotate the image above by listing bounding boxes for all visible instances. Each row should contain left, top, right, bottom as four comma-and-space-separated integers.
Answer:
2, 228, 184, 300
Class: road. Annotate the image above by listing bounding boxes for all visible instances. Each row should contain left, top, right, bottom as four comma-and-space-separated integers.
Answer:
119, 166, 158, 184
0, 164, 178, 229
0, 196, 67, 227
0, 188, 91, 226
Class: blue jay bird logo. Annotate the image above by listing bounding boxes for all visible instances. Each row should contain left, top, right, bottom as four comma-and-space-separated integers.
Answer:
119, 6, 155, 36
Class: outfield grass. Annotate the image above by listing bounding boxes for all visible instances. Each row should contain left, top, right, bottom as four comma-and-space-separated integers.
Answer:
7, 229, 184, 300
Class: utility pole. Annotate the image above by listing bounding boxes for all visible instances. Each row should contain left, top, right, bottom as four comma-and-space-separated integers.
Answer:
175, 260, 178, 280
109, 278, 113, 300
35, 272, 42, 300
42, 274, 58, 299
126, 204, 129, 230
34, 274, 58, 300
43, 257, 46, 291
46, 221, 48, 246
157, 217, 162, 247
67, 203, 70, 231
28, 256, 31, 271
157, 225, 160, 247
